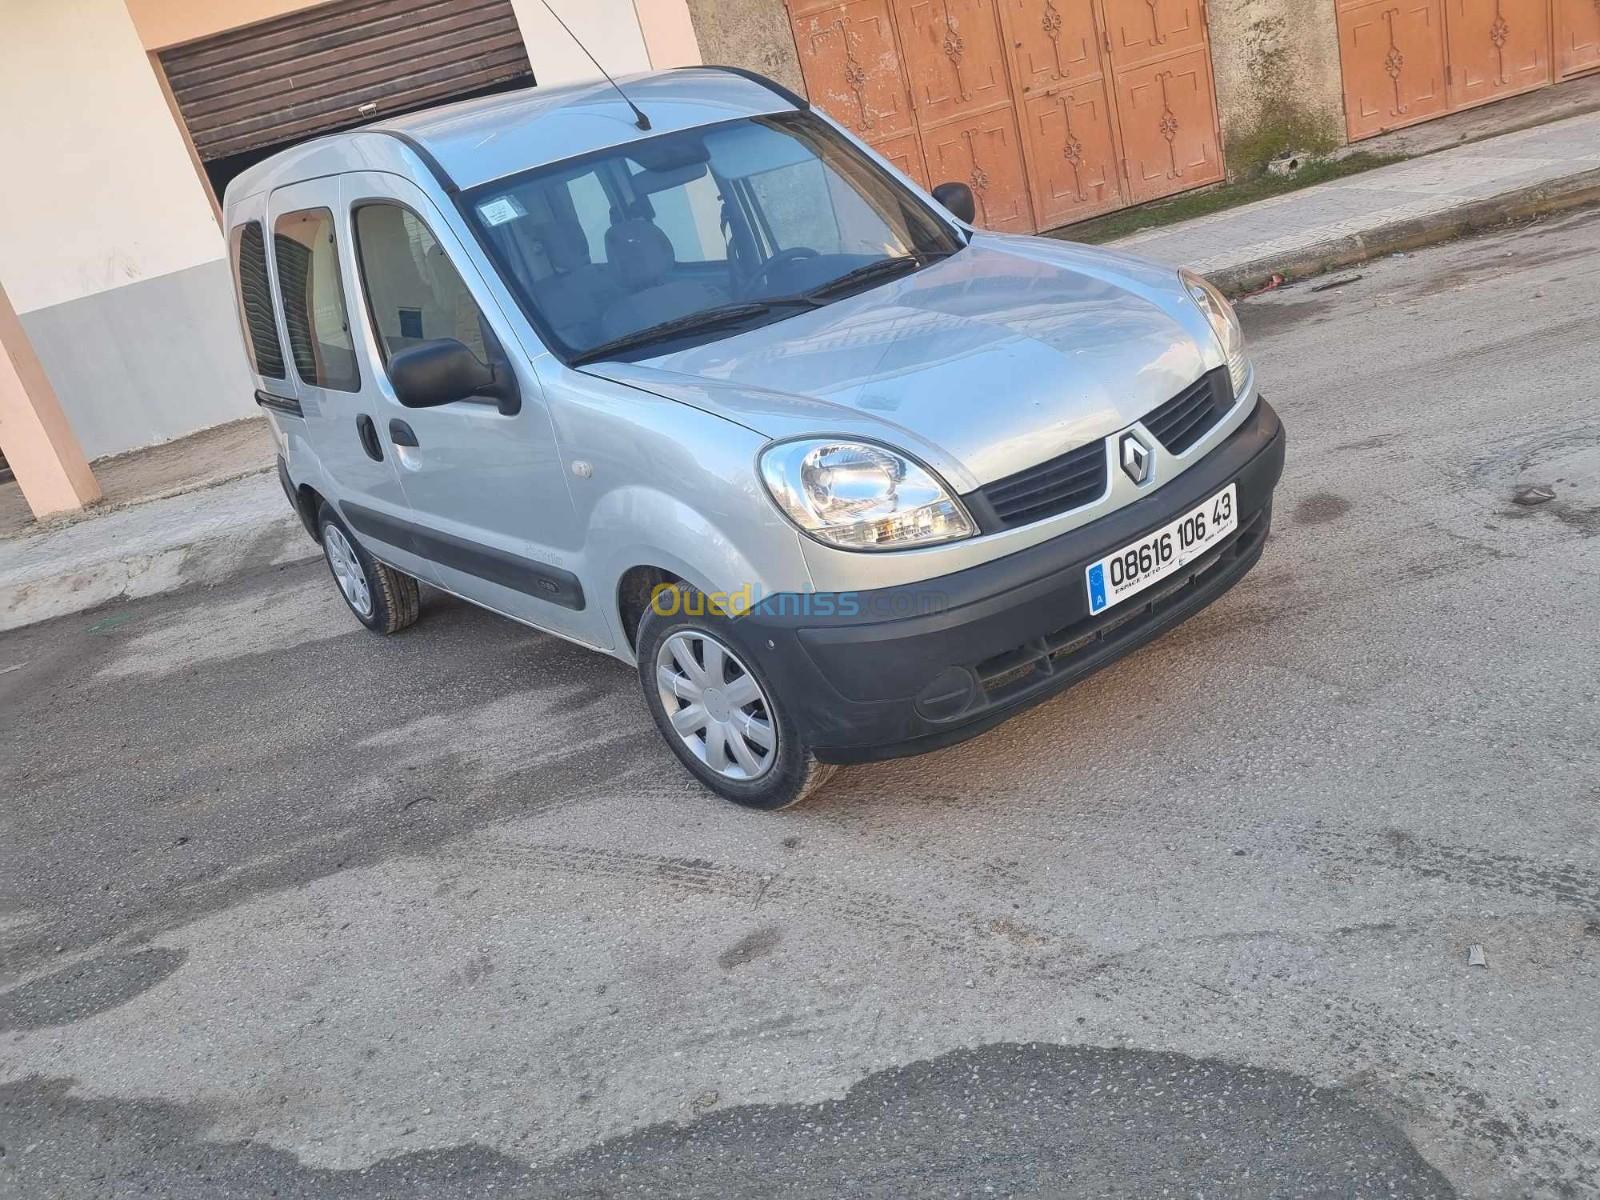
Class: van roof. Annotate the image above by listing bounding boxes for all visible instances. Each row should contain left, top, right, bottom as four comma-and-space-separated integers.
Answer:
226, 67, 801, 203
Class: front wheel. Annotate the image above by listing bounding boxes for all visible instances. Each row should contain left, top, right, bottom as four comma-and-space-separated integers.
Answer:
636, 584, 836, 810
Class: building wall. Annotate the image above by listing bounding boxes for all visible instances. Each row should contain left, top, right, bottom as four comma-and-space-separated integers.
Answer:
0, 0, 687, 462
506, 0, 652, 84
684, 0, 807, 97
125, 0, 339, 47
1206, 0, 1347, 173
0, 0, 256, 460
634, 0, 705, 68
681, 0, 1348, 179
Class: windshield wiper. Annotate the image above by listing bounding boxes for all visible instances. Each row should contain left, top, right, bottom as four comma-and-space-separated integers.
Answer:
801, 251, 951, 303
570, 252, 954, 365
572, 300, 809, 365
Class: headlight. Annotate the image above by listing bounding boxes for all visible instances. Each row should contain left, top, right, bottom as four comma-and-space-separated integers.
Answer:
759, 439, 976, 551
1181, 269, 1248, 396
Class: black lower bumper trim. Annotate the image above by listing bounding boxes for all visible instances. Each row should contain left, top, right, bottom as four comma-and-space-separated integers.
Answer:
730, 398, 1286, 763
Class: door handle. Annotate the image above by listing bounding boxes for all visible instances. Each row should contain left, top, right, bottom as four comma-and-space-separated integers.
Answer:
355, 414, 383, 461
389, 419, 419, 448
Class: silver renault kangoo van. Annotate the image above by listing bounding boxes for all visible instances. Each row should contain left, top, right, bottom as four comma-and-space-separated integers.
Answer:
225, 68, 1285, 809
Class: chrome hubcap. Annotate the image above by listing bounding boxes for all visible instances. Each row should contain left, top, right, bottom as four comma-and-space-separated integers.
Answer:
655, 631, 776, 781
323, 525, 372, 618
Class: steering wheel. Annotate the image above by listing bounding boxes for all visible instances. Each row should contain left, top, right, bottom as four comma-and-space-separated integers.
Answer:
743, 246, 820, 295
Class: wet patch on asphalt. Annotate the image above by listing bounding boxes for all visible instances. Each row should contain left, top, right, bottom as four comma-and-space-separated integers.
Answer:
0, 1044, 1455, 1198
1293, 493, 1354, 525
1547, 502, 1600, 537
95, 577, 356, 678
717, 925, 782, 969
1398, 223, 1600, 300
1235, 297, 1330, 340
0, 948, 186, 1031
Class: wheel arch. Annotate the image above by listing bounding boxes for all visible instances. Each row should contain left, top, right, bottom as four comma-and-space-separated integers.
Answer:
587, 483, 810, 664
616, 565, 681, 653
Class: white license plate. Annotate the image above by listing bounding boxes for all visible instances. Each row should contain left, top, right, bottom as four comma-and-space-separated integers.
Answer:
1086, 483, 1238, 616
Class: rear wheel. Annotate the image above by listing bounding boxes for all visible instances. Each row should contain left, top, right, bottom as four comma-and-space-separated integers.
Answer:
636, 584, 835, 810
317, 504, 420, 635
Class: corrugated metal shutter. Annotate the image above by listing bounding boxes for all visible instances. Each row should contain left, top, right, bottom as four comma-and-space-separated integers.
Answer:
160, 0, 534, 162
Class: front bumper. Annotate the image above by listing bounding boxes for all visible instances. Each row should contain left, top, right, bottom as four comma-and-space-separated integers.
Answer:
729, 398, 1286, 764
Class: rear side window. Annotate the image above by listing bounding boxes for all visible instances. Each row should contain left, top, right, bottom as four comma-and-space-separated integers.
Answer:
352, 203, 491, 366
229, 222, 285, 379
273, 208, 359, 391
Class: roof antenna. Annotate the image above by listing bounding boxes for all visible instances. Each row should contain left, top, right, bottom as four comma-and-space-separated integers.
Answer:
537, 0, 651, 131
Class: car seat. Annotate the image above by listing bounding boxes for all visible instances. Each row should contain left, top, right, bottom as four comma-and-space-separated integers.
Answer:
598, 219, 721, 342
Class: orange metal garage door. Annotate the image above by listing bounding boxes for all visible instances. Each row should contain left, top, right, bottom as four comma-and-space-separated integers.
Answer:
1337, 0, 1592, 141
1554, 0, 1600, 77
788, 0, 1225, 233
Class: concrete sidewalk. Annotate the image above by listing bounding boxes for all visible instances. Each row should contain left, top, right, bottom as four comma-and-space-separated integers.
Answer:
4, 108, 1600, 632
0, 472, 313, 632
0, 416, 276, 541
1101, 109, 1600, 289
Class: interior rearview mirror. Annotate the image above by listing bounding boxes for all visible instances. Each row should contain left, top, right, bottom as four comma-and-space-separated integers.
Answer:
932, 181, 976, 225
627, 130, 709, 172
388, 339, 520, 416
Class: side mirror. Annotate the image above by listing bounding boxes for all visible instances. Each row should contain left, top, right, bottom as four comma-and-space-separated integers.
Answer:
387, 339, 520, 415
932, 181, 976, 225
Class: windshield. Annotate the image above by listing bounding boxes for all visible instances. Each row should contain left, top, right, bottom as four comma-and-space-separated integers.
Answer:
463, 112, 962, 363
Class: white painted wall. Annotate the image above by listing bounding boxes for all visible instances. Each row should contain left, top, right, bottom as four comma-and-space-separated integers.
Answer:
508, 0, 652, 87
0, 0, 666, 461
0, 0, 226, 316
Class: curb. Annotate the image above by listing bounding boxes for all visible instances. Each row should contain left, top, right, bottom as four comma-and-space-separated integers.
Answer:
1207, 167, 1600, 297
0, 471, 320, 632
0, 517, 316, 633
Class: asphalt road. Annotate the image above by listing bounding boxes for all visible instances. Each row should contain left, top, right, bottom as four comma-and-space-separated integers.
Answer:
3, 210, 1599, 1199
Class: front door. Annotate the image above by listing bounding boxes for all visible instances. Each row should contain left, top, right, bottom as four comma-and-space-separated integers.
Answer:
266, 179, 429, 579
336, 172, 607, 650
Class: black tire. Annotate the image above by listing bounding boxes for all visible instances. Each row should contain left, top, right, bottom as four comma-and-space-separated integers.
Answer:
636, 583, 836, 810
316, 503, 420, 635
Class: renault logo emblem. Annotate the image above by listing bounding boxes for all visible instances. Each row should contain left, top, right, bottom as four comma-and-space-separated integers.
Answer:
1120, 431, 1153, 485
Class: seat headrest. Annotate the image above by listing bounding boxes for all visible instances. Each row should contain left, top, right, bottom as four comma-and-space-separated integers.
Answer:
541, 218, 592, 273
604, 219, 675, 289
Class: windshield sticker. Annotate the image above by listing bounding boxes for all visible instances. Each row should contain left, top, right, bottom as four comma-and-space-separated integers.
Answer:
476, 196, 526, 227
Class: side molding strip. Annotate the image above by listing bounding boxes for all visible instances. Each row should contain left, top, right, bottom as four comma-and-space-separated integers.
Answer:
340, 502, 586, 611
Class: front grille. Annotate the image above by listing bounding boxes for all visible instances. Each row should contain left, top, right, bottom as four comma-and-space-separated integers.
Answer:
971, 439, 1107, 530
966, 369, 1236, 532
1141, 367, 1234, 455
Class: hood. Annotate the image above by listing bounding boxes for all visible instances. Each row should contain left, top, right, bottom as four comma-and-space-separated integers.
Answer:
584, 236, 1223, 492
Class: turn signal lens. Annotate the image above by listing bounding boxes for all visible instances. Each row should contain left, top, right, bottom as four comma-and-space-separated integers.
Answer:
1182, 269, 1249, 396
